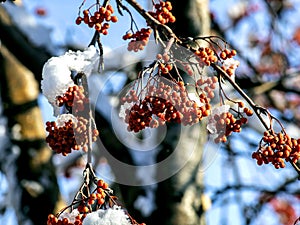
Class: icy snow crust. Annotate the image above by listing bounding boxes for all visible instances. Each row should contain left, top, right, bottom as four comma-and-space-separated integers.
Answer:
41, 46, 99, 115
82, 206, 131, 225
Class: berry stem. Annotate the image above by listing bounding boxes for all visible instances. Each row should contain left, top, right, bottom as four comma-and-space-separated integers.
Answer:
73, 72, 94, 164
212, 63, 269, 130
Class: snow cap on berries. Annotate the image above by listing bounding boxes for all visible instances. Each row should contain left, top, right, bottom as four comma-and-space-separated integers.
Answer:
188, 92, 204, 107
41, 56, 74, 114
58, 209, 80, 223
119, 101, 134, 120
82, 206, 131, 225
41, 46, 99, 115
56, 114, 78, 127
207, 104, 230, 134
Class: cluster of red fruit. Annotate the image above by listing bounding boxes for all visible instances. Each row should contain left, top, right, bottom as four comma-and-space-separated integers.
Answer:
47, 214, 82, 225
75, 4, 117, 34
252, 131, 300, 169
45, 117, 99, 156
56, 85, 89, 113
47, 179, 146, 225
121, 80, 212, 132
195, 76, 218, 100
123, 28, 152, 52
194, 47, 218, 66
157, 53, 173, 74
76, 179, 109, 218
211, 101, 253, 143
148, 1, 176, 25
46, 180, 109, 225
213, 111, 249, 143
219, 48, 237, 60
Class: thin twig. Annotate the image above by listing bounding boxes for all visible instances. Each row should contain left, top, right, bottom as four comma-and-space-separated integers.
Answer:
211, 63, 300, 177
211, 63, 270, 130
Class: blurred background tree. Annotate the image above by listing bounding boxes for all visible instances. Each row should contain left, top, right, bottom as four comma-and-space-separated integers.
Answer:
0, 0, 299, 225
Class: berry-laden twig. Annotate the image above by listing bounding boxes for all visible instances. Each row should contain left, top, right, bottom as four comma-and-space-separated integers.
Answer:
44, 1, 300, 225
211, 63, 300, 175
115, 0, 300, 175
76, 2, 118, 35
47, 164, 145, 225
45, 73, 99, 157
45, 69, 145, 224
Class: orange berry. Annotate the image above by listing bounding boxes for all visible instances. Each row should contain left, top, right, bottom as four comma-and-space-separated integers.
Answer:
102, 182, 109, 189
166, 63, 173, 71
103, 23, 110, 29
98, 198, 105, 205
99, 7, 106, 14
230, 49, 237, 56
82, 206, 89, 213
162, 53, 170, 62
107, 5, 114, 13
224, 48, 231, 55
162, 67, 169, 74
111, 15, 118, 23
102, 29, 108, 35
238, 101, 244, 108
75, 17, 83, 25
220, 51, 227, 60
83, 10, 89, 15
95, 23, 101, 31
169, 15, 176, 23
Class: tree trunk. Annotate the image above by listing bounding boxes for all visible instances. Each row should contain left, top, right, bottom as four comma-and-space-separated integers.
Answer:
0, 45, 60, 225
150, 1, 210, 224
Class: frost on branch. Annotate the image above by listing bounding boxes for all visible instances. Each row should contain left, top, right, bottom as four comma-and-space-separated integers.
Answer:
82, 206, 131, 225
41, 46, 99, 115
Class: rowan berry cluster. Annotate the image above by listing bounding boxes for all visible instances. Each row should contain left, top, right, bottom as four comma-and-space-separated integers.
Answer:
156, 53, 173, 74
76, 179, 109, 218
121, 80, 213, 132
220, 48, 237, 60
209, 101, 253, 143
47, 213, 82, 225
213, 112, 248, 143
45, 116, 99, 156
47, 179, 145, 225
75, 4, 117, 34
252, 131, 300, 169
194, 47, 218, 66
123, 28, 152, 52
47, 179, 109, 225
148, 1, 176, 24
56, 85, 89, 113
195, 76, 218, 100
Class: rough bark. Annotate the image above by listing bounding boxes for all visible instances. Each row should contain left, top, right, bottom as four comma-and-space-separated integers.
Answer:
0, 45, 60, 225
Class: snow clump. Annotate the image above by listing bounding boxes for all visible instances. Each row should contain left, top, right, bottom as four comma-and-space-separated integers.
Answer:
41, 46, 99, 115
82, 205, 131, 225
